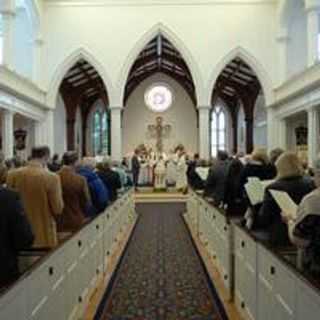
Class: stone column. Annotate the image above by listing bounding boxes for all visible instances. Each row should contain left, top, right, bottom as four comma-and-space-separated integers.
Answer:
1, 109, 14, 158
308, 107, 319, 167
305, 1, 320, 66
0, 8, 15, 68
110, 106, 123, 161
276, 29, 289, 85
198, 105, 211, 160
34, 111, 55, 153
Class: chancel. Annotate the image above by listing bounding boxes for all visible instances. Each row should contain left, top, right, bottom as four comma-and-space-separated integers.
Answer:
1, 0, 320, 319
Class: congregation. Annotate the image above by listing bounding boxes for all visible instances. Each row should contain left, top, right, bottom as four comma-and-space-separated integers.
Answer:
0, 146, 132, 290
187, 148, 320, 275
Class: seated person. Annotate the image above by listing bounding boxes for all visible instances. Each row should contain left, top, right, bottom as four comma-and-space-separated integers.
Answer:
239, 148, 274, 195
77, 157, 109, 216
187, 153, 204, 190
57, 152, 91, 232
96, 157, 121, 202
287, 169, 320, 273
204, 151, 230, 205
0, 188, 34, 289
267, 148, 284, 179
256, 152, 315, 246
224, 157, 245, 215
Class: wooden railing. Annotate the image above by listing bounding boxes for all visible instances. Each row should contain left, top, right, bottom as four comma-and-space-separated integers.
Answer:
185, 189, 320, 320
0, 189, 136, 320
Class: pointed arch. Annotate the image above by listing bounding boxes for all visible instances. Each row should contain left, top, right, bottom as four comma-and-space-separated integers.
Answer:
116, 23, 205, 106
206, 46, 274, 106
47, 47, 114, 108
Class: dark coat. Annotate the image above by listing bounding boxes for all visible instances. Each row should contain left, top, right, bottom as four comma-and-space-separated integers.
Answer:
204, 160, 230, 204
0, 188, 34, 288
57, 166, 91, 232
77, 166, 109, 216
187, 161, 204, 190
97, 169, 121, 202
257, 176, 315, 246
239, 162, 274, 196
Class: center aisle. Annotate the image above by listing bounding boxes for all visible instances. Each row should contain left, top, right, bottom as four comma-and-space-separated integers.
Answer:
94, 203, 228, 320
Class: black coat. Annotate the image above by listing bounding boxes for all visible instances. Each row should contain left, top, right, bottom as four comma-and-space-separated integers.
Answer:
257, 176, 315, 246
204, 160, 230, 204
0, 188, 34, 288
187, 162, 204, 190
97, 169, 121, 202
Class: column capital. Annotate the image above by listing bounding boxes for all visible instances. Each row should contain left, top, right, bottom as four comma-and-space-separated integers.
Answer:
109, 105, 123, 111
197, 105, 211, 111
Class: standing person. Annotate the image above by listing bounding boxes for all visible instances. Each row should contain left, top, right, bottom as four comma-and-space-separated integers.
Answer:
57, 152, 91, 232
131, 149, 141, 191
6, 146, 64, 248
96, 157, 121, 202
176, 150, 188, 193
77, 157, 109, 216
48, 154, 62, 173
0, 187, 34, 289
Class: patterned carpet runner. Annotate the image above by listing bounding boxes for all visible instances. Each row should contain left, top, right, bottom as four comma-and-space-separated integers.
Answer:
95, 203, 228, 320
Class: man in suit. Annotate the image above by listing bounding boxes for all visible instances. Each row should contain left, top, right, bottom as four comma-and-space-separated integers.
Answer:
0, 188, 34, 289
7, 146, 64, 248
57, 151, 91, 232
131, 149, 141, 191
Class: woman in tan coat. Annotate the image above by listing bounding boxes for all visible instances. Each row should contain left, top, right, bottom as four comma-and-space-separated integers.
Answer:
57, 152, 91, 232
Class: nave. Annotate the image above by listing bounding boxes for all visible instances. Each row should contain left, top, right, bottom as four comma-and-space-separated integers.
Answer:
94, 202, 228, 320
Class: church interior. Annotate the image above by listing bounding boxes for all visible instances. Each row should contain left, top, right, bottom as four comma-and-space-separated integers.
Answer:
1, 0, 320, 319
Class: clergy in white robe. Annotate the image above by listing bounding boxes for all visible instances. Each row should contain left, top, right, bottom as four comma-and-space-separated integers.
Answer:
176, 154, 188, 191
154, 158, 166, 190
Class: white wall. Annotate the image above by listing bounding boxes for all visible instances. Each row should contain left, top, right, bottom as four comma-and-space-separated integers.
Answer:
43, 1, 277, 106
53, 94, 67, 155
123, 73, 198, 155
286, 0, 307, 78
14, 7, 34, 78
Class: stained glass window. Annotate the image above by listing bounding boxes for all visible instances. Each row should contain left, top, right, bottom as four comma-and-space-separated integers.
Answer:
211, 105, 226, 157
92, 108, 110, 156
145, 83, 173, 112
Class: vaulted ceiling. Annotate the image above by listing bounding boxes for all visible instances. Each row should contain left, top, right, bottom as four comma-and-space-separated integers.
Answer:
59, 59, 108, 110
124, 34, 196, 105
212, 57, 261, 111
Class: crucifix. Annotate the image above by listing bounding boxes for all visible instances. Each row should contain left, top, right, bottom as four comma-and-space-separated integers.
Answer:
148, 116, 171, 153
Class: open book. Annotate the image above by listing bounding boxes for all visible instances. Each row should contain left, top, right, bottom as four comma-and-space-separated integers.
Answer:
244, 178, 274, 206
269, 190, 298, 220
195, 167, 209, 181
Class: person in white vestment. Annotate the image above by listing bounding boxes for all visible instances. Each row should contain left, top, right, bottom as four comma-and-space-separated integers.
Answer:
176, 151, 188, 192
154, 157, 167, 190
166, 155, 177, 187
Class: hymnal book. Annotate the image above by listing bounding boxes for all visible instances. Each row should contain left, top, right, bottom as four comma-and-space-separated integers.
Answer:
196, 167, 209, 181
245, 178, 274, 206
245, 178, 265, 205
269, 190, 298, 220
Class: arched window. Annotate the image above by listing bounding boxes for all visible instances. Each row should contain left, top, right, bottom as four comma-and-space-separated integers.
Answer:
92, 107, 110, 156
0, 14, 3, 64
211, 105, 226, 157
